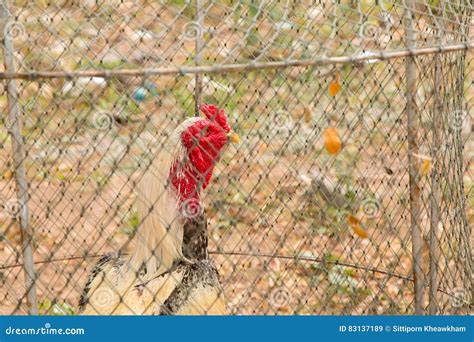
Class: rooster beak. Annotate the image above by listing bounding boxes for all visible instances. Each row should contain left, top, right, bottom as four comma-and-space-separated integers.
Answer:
227, 131, 240, 144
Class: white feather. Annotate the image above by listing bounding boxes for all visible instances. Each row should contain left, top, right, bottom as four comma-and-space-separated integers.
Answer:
129, 117, 202, 276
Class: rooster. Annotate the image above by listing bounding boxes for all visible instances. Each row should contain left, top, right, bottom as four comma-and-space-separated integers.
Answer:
78, 104, 238, 315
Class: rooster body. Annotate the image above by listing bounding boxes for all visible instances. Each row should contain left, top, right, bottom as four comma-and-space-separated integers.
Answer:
79, 105, 233, 315
78, 226, 225, 315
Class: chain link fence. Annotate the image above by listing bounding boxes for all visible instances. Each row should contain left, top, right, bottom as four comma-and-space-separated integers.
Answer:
0, 0, 472, 315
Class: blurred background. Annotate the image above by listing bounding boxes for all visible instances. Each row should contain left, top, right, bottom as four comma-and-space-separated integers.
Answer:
0, 0, 472, 315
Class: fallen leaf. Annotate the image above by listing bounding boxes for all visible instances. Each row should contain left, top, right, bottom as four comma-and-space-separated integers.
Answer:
328, 81, 341, 97
278, 305, 291, 313
3, 170, 12, 180
323, 127, 342, 155
419, 159, 431, 177
347, 214, 360, 226
352, 224, 368, 239
328, 72, 341, 96
347, 215, 368, 239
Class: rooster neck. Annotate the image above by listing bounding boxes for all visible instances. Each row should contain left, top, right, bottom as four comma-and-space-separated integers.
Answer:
131, 117, 202, 276
182, 213, 208, 260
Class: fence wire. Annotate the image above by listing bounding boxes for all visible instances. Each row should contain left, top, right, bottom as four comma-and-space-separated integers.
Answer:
0, 0, 472, 315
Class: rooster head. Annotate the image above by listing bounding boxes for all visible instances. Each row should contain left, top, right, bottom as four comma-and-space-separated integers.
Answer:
170, 104, 238, 209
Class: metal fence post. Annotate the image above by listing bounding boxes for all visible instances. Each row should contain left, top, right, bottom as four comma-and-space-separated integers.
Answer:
1, 0, 38, 314
404, 0, 424, 315
428, 0, 446, 315
194, 0, 204, 116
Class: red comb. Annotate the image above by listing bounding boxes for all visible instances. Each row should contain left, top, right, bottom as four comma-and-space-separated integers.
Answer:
200, 103, 230, 133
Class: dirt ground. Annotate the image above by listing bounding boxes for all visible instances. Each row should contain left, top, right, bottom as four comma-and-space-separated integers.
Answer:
0, 1, 472, 315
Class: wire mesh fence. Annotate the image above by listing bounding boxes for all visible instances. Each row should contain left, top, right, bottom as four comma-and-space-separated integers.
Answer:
0, 0, 472, 315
